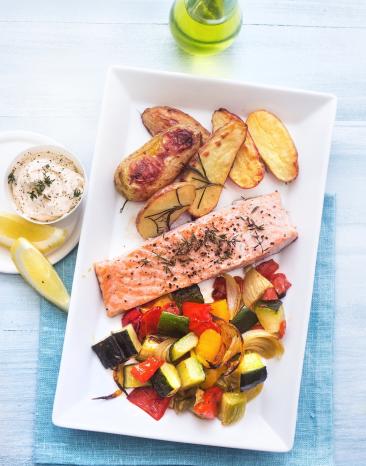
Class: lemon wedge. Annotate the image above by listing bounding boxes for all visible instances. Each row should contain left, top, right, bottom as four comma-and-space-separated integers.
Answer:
11, 237, 70, 312
0, 212, 66, 253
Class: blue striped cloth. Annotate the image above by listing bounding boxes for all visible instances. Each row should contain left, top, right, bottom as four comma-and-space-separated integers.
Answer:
33, 195, 335, 466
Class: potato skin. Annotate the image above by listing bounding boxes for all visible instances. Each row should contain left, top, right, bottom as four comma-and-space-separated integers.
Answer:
212, 108, 265, 189
212, 107, 243, 129
230, 132, 265, 189
246, 110, 298, 182
142, 106, 210, 144
114, 125, 201, 201
184, 120, 247, 217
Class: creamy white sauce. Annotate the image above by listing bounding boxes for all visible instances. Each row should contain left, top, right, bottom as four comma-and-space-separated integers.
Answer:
9, 150, 84, 222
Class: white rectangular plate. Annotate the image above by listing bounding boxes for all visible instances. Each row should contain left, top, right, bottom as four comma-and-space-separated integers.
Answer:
53, 66, 336, 452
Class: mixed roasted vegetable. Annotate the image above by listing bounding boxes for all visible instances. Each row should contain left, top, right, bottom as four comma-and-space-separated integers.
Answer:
92, 259, 291, 424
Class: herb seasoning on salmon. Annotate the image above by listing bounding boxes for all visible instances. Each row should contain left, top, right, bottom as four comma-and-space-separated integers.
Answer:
95, 192, 297, 317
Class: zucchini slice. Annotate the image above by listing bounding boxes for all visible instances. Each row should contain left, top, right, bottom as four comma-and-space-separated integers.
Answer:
172, 284, 204, 311
112, 324, 141, 359
92, 334, 127, 369
254, 300, 285, 334
170, 332, 198, 362
219, 392, 247, 425
151, 362, 181, 397
123, 364, 151, 388
238, 352, 267, 391
92, 324, 141, 369
138, 336, 161, 361
176, 356, 206, 389
157, 311, 189, 337
231, 306, 258, 333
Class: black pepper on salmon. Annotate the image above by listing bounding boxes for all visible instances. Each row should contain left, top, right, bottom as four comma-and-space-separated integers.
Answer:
95, 192, 297, 317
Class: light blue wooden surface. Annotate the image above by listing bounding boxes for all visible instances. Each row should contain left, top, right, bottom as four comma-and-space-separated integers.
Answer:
0, 1, 365, 465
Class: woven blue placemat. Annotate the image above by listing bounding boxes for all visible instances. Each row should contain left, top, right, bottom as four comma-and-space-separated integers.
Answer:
33, 195, 335, 466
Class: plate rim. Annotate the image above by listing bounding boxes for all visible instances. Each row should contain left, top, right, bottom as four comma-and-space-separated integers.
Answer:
109, 64, 338, 101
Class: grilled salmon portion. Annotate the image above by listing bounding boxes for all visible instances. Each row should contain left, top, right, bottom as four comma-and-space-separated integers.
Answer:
95, 192, 297, 317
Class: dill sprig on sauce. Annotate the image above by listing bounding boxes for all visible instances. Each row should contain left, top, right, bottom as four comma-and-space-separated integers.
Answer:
28, 170, 55, 201
34, 180, 46, 196
7, 171, 15, 184
28, 180, 46, 200
43, 174, 55, 187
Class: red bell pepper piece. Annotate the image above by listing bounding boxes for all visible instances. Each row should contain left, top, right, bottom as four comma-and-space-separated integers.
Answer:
212, 276, 226, 301
278, 320, 287, 339
138, 306, 163, 340
131, 357, 163, 383
122, 307, 143, 335
261, 287, 278, 301
182, 302, 221, 336
138, 302, 180, 340
190, 320, 221, 336
271, 273, 292, 298
182, 302, 212, 320
256, 259, 279, 280
127, 387, 170, 420
193, 386, 223, 420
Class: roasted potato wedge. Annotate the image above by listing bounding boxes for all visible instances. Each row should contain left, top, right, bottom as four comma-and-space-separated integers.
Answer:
142, 106, 210, 144
211, 107, 243, 129
136, 182, 196, 239
246, 110, 299, 182
183, 120, 247, 217
114, 125, 201, 201
212, 108, 265, 189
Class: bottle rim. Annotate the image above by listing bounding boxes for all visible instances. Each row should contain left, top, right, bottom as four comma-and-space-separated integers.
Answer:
184, 0, 238, 25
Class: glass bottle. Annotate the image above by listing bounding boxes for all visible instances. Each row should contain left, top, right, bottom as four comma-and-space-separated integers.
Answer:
169, 0, 242, 56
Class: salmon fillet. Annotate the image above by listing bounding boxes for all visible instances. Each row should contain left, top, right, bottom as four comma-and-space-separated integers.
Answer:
95, 192, 297, 317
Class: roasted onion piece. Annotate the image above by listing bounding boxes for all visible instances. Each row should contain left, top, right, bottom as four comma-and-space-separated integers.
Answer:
243, 329, 284, 359
216, 370, 241, 392
170, 388, 197, 414
92, 365, 127, 400
223, 273, 241, 319
242, 267, 272, 309
210, 320, 243, 375
138, 335, 176, 361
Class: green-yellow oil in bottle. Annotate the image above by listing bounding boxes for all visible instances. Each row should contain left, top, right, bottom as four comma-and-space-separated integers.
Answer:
170, 0, 242, 56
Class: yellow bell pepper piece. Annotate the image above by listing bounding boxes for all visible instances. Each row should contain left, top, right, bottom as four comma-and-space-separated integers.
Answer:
196, 329, 222, 364
210, 299, 230, 321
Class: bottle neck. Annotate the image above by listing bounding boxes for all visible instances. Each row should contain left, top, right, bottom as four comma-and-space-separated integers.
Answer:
185, 0, 239, 24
